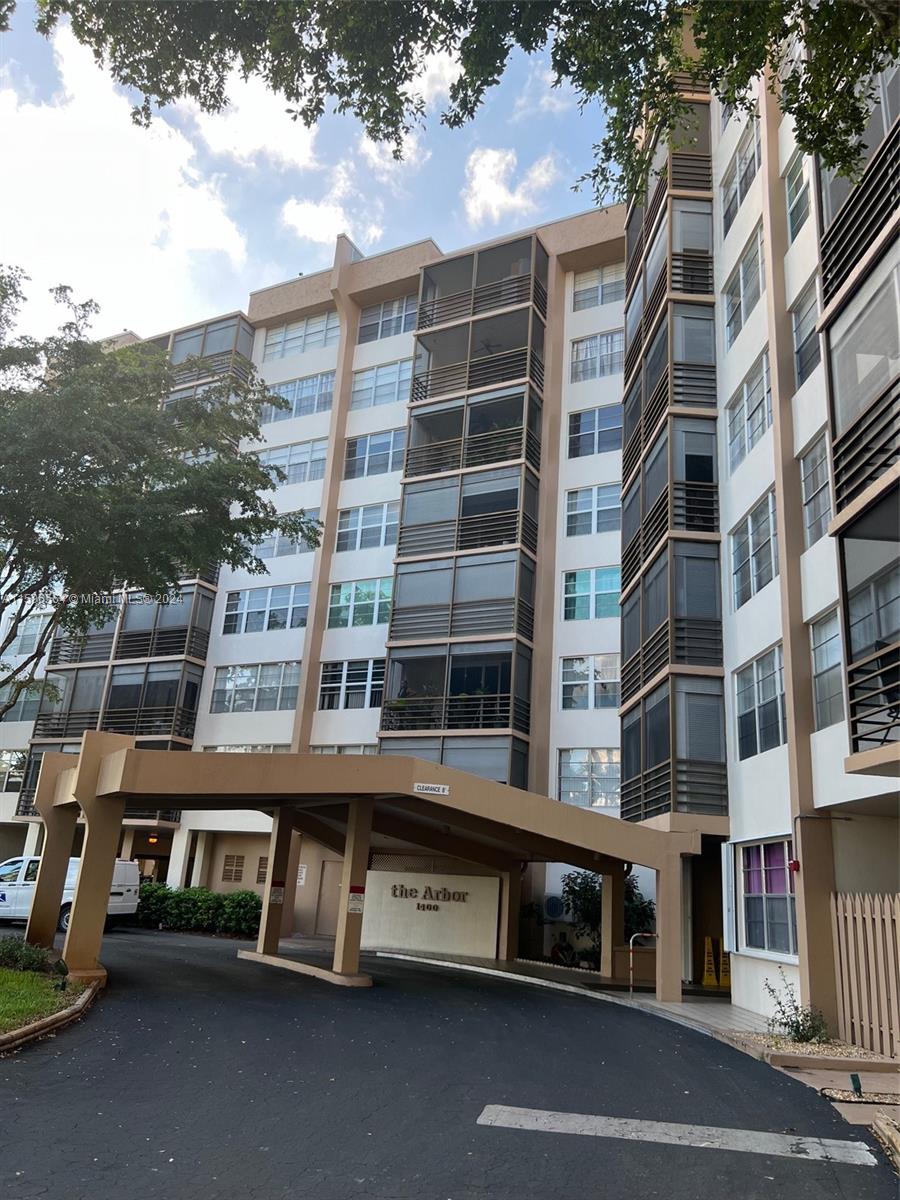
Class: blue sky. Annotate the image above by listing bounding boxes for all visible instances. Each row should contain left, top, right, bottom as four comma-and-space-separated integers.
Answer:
1, 4, 608, 339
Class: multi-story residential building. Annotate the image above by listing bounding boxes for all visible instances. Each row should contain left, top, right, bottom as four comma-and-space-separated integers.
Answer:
621, 56, 898, 1034
1, 208, 634, 941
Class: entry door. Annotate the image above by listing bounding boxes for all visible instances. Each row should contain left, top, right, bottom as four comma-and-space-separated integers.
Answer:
315, 860, 342, 936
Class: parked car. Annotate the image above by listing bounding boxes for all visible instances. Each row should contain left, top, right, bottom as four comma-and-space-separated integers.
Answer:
0, 856, 140, 932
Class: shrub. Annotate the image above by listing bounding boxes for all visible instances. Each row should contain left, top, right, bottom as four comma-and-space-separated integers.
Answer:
217, 890, 262, 938
136, 882, 170, 928
0, 937, 53, 973
764, 968, 830, 1043
163, 887, 223, 933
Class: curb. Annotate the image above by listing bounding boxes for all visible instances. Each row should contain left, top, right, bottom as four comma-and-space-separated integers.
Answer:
0, 979, 102, 1055
873, 1113, 900, 1171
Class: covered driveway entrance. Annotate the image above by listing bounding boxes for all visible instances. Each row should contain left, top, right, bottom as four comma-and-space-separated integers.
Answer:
24, 733, 699, 1001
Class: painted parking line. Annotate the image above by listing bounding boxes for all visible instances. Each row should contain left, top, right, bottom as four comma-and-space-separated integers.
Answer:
476, 1105, 877, 1167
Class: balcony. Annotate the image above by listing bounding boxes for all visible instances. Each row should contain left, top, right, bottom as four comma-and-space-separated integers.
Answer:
33, 705, 197, 740
48, 632, 115, 666
847, 642, 900, 754
832, 377, 900, 511
115, 625, 211, 661
621, 759, 727, 823
405, 425, 541, 478
821, 119, 899, 306
671, 251, 714, 295
389, 597, 534, 643
623, 363, 717, 485
411, 346, 546, 404
621, 617, 723, 702
417, 273, 547, 330
381, 692, 530, 734
670, 153, 712, 192
172, 349, 253, 389
397, 507, 538, 558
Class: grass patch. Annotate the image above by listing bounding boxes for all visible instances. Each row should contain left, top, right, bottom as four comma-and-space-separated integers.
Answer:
0, 968, 85, 1035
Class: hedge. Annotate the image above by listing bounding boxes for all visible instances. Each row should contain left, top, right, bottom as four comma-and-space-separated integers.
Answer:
136, 883, 262, 938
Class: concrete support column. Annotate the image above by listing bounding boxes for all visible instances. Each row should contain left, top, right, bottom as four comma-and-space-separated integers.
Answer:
25, 754, 79, 949
63, 791, 126, 977
600, 867, 626, 979
119, 828, 135, 860
257, 809, 295, 956
189, 830, 211, 887
280, 830, 302, 937
655, 856, 684, 1003
332, 798, 373, 976
23, 821, 42, 857
498, 867, 521, 961
166, 827, 192, 889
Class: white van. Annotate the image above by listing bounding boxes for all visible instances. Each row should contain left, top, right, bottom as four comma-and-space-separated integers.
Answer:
0, 856, 140, 932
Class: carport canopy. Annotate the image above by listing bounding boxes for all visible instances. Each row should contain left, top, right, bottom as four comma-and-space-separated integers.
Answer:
25, 733, 699, 1001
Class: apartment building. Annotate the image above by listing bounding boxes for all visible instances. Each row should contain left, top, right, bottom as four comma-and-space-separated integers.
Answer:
1, 206, 632, 940
621, 59, 898, 1031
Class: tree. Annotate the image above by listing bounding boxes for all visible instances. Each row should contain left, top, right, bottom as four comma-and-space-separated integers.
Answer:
0, 266, 319, 719
561, 869, 656, 954
4, 2, 896, 202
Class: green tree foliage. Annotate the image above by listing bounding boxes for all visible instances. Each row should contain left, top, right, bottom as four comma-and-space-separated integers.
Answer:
0, 266, 319, 719
136, 882, 262, 936
561, 869, 657, 951
3, 2, 895, 201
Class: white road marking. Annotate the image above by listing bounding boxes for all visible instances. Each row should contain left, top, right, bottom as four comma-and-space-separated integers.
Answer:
476, 1105, 877, 1167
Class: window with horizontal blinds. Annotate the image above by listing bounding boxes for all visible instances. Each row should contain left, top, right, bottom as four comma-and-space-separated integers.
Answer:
622, 707, 642, 780
622, 591, 641, 662
674, 543, 720, 618
644, 683, 670, 768
676, 679, 725, 761
643, 552, 668, 635
622, 480, 641, 547
643, 431, 668, 510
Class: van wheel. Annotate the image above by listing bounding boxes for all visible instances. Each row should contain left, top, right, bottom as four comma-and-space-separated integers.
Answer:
58, 904, 71, 933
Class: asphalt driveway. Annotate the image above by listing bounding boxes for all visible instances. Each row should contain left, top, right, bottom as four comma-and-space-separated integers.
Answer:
0, 929, 894, 1200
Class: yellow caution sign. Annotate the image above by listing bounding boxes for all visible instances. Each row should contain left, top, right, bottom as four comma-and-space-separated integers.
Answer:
702, 935, 718, 987
719, 940, 731, 989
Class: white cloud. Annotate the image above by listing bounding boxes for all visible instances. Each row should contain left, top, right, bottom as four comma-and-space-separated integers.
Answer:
184, 71, 318, 170
281, 162, 383, 248
358, 131, 431, 185
461, 147, 560, 227
511, 62, 576, 122
1, 29, 247, 337
416, 51, 459, 107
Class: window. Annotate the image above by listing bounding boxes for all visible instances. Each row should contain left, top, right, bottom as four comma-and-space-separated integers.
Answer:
570, 330, 625, 382
799, 435, 832, 548
351, 359, 413, 409
335, 502, 399, 552
563, 567, 621, 620
573, 264, 626, 310
210, 662, 301, 713
792, 281, 821, 387
256, 856, 268, 885
318, 659, 385, 709
222, 854, 244, 883
4, 615, 48, 657
724, 226, 764, 348
263, 312, 340, 360
785, 154, 809, 242
727, 352, 771, 470
736, 645, 786, 759
327, 578, 393, 627
223, 584, 310, 635
810, 611, 844, 730
561, 654, 620, 710
344, 429, 406, 478
672, 303, 715, 363
358, 295, 417, 343
254, 510, 319, 558
258, 438, 328, 485
310, 744, 378, 755
732, 492, 778, 608
261, 371, 335, 423
566, 484, 621, 536
0, 685, 41, 723
203, 744, 291, 753
558, 749, 621, 808
722, 117, 761, 235
741, 840, 797, 954
568, 405, 623, 457
0, 749, 26, 791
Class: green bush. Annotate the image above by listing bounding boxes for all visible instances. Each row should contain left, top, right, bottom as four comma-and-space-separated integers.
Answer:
162, 887, 223, 933
136, 882, 170, 928
217, 890, 262, 938
0, 936, 53, 973
764, 968, 830, 1043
